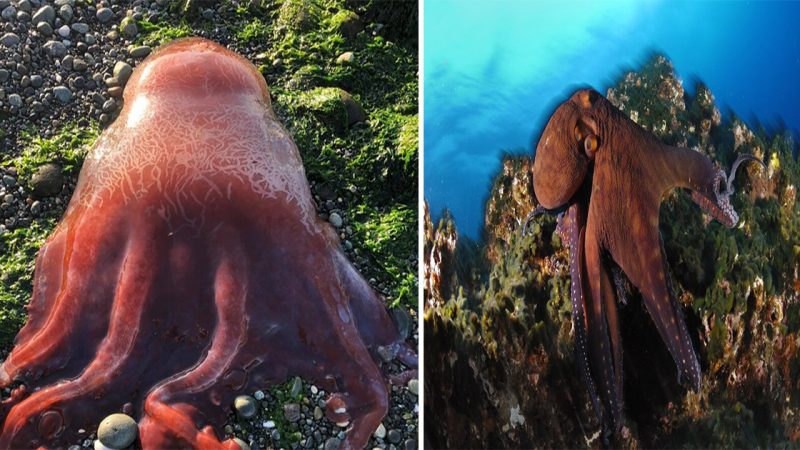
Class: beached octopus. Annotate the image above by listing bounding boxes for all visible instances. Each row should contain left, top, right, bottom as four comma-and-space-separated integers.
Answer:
0, 38, 416, 449
529, 88, 762, 437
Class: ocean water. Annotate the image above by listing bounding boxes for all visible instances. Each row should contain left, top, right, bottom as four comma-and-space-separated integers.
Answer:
424, 0, 800, 239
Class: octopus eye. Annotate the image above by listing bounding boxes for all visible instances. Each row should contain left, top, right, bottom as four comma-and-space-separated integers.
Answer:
574, 124, 583, 142
584, 134, 599, 156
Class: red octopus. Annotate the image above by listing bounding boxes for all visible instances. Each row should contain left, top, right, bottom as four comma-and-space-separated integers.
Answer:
529, 88, 762, 439
0, 38, 416, 450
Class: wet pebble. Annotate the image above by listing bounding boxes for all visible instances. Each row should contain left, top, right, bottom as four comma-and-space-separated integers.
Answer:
329, 212, 343, 228
234, 395, 257, 419
387, 429, 402, 444
97, 413, 137, 450
31, 4, 53, 24
0, 32, 20, 46
53, 85, 72, 103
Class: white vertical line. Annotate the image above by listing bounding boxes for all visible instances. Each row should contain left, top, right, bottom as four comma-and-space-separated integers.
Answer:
417, 0, 426, 447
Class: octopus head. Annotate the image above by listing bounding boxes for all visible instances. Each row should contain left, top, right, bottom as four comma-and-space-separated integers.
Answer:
124, 37, 271, 107
533, 88, 602, 210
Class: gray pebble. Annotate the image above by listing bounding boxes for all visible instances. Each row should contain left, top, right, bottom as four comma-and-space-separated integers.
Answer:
324, 437, 340, 450
0, 69, 8, 82
31, 4, 53, 24
289, 376, 303, 397
403, 439, 415, 450
313, 406, 323, 420
61, 54, 73, 70
17, 9, 31, 21
407, 379, 418, 396
70, 22, 88, 34
52, 85, 71, 102
329, 212, 343, 228
387, 429, 402, 444
30, 200, 41, 216
234, 395, 257, 419
16, 0, 31, 13
43, 40, 66, 57
84, 33, 95, 44
129, 45, 150, 58
0, 0, 8, 10
284, 403, 301, 422
112, 61, 132, 83
201, 8, 212, 19
95, 7, 112, 23
30, 74, 42, 87
57, 3, 72, 22
2, 175, 16, 187
0, 32, 20, 46
1, 6, 15, 20
36, 20, 52, 35
72, 57, 87, 71
101, 98, 115, 112
97, 413, 138, 450
57, 24, 69, 37
7, 93, 21, 107
30, 163, 62, 197
119, 16, 137, 39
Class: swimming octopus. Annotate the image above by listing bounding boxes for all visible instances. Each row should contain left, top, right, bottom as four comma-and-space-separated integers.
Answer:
529, 88, 763, 437
0, 38, 416, 450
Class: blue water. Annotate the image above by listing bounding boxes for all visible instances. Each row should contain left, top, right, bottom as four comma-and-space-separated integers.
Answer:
424, 0, 800, 239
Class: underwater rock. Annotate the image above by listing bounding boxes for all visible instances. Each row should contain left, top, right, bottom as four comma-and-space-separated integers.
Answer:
424, 54, 800, 448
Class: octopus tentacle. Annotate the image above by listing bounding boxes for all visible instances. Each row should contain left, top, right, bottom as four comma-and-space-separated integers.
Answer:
605, 205, 701, 390
558, 203, 602, 424
583, 220, 623, 432
139, 229, 247, 449
0, 217, 159, 448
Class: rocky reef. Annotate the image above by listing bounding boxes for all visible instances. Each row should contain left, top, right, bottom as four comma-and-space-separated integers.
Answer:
424, 55, 800, 448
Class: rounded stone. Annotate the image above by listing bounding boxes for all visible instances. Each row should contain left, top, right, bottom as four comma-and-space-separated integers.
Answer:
32, 4, 54, 24
112, 61, 132, 84
0, 32, 20, 46
52, 85, 72, 103
387, 429, 402, 444
335, 51, 354, 65
232, 438, 250, 450
323, 437, 340, 450
57, 24, 70, 38
70, 22, 89, 34
43, 40, 66, 57
95, 7, 113, 23
119, 16, 137, 39
97, 413, 138, 450
233, 395, 257, 419
36, 21, 52, 35
128, 45, 151, 59
328, 212, 343, 228
7, 93, 22, 107
30, 163, 63, 198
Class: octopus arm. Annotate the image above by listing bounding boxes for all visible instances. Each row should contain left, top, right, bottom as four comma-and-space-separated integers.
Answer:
583, 216, 624, 432
604, 197, 702, 390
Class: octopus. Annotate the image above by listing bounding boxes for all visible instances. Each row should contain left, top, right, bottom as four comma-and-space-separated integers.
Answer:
0, 38, 416, 450
529, 88, 763, 438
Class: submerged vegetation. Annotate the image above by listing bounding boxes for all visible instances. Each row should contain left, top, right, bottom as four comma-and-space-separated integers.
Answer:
424, 55, 800, 448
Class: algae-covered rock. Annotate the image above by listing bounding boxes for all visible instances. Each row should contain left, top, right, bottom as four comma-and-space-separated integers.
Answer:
288, 87, 365, 132
277, 0, 317, 31
424, 54, 800, 448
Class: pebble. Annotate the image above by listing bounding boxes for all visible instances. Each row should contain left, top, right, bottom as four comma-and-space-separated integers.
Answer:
101, 98, 115, 112
57, 24, 70, 38
1, 5, 15, 20
289, 376, 303, 397
234, 395, 257, 419
119, 16, 137, 39
73, 58, 87, 71
95, 7, 113, 23
44, 40, 66, 57
30, 163, 63, 197
336, 51, 354, 65
71, 22, 89, 34
264, 420, 275, 429
0, 32, 20, 46
387, 429, 402, 444
58, 4, 72, 22
407, 379, 418, 396
17, 0, 31, 13
232, 437, 250, 450
404, 439, 416, 450
112, 61, 132, 84
30, 74, 42, 87
329, 212, 343, 228
129, 45, 151, 58
2, 175, 16, 187
253, 390, 265, 400
36, 21, 52, 35
283, 403, 301, 422
31, 4, 54, 24
374, 423, 386, 439
107, 86, 123, 97
7, 93, 22, 107
323, 437, 340, 450
313, 406, 323, 420
17, 9, 31, 21
53, 85, 72, 103
97, 413, 137, 449
30, 200, 41, 216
